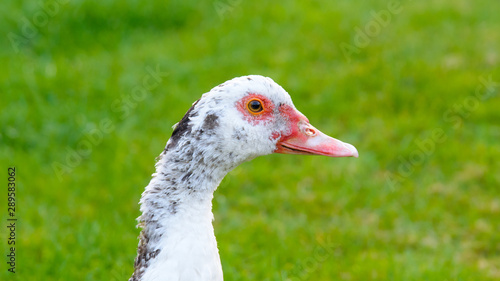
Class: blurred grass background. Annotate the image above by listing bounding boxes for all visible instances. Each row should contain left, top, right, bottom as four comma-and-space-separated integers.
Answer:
1, 0, 500, 280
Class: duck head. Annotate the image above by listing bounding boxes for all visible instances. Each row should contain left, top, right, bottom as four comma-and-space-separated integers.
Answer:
166, 75, 358, 168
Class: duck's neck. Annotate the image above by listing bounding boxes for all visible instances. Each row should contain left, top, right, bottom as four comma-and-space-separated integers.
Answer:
130, 146, 235, 281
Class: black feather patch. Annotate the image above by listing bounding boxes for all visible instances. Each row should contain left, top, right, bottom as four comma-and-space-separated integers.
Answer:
203, 113, 219, 131
165, 99, 200, 151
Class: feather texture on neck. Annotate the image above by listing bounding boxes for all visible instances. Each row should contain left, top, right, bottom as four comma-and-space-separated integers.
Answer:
130, 100, 242, 281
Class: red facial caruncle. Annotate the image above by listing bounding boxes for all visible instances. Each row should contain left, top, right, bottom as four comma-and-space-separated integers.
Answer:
236, 93, 276, 125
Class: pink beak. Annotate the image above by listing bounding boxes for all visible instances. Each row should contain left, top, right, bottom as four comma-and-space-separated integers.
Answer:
275, 110, 358, 158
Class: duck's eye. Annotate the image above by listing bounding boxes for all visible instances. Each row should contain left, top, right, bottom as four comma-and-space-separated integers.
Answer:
247, 99, 264, 114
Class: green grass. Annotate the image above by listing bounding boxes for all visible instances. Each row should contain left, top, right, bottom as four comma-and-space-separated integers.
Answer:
1, 0, 500, 280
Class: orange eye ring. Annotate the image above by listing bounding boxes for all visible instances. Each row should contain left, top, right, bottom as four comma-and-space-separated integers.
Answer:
247, 98, 264, 114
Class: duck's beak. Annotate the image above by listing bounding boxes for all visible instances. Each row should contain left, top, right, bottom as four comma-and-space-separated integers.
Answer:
275, 111, 358, 158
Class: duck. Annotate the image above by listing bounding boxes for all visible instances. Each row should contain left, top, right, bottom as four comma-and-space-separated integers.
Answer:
129, 75, 358, 281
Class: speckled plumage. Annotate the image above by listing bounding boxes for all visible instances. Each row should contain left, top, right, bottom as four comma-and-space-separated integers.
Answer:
130, 75, 358, 281
130, 76, 296, 281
